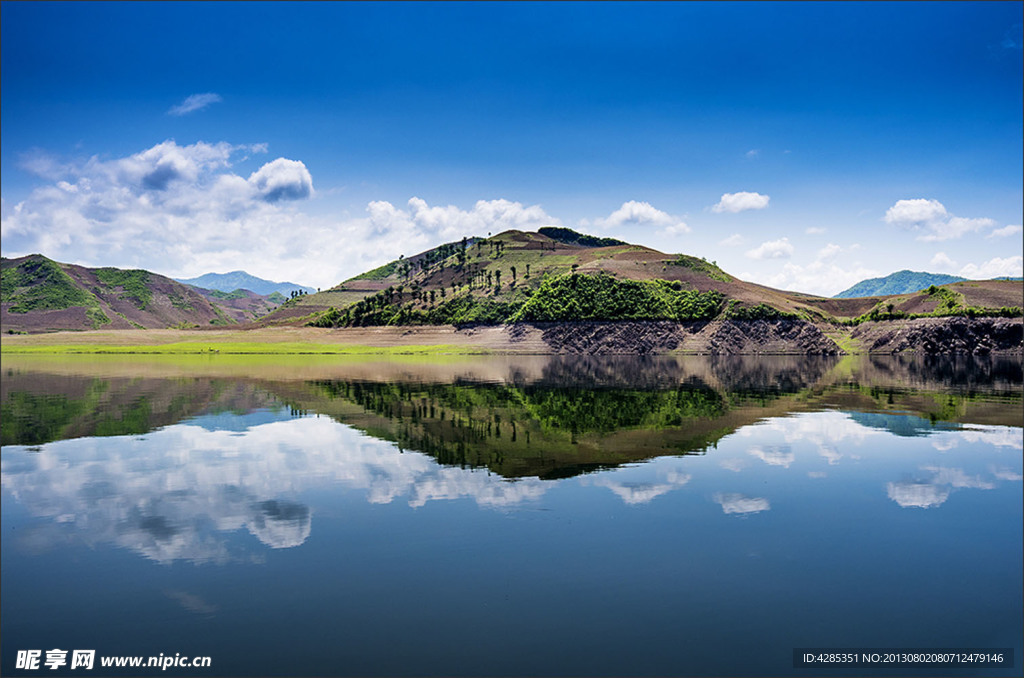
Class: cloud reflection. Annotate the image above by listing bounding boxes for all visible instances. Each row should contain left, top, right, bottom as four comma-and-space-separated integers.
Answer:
0, 416, 549, 564
748, 445, 795, 467
165, 590, 218, 616
714, 493, 771, 515
591, 470, 692, 505
887, 466, 998, 509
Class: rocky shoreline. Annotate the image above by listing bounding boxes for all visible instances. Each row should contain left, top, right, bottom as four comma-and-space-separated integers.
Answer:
849, 316, 1023, 355
507, 319, 843, 355
508, 317, 1023, 355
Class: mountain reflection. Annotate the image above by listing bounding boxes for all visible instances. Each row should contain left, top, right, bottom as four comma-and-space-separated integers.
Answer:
2, 354, 1022, 564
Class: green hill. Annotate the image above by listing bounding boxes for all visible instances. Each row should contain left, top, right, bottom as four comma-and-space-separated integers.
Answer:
2, 255, 237, 333
835, 270, 967, 298
255, 228, 1021, 329
8, 230, 1020, 335
258, 228, 831, 328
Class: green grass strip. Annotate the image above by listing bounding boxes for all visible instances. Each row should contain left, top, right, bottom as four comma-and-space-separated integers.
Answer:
1, 341, 491, 355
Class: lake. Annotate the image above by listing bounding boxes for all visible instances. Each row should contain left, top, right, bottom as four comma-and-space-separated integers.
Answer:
1, 353, 1021, 676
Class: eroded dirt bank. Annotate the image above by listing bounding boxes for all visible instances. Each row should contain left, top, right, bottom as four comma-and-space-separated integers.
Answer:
851, 317, 1023, 355
512, 319, 843, 354
479, 317, 1023, 354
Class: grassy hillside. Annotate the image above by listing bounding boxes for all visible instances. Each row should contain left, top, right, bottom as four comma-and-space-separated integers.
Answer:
2, 255, 239, 333
189, 286, 284, 323
8, 229, 1021, 334
261, 229, 812, 328
271, 227, 1019, 330
247, 228, 1022, 330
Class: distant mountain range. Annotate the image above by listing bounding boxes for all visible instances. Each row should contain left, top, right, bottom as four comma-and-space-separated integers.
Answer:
834, 271, 967, 298
835, 270, 1023, 298
176, 271, 315, 297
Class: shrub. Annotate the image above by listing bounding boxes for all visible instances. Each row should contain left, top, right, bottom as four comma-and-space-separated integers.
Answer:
512, 272, 723, 322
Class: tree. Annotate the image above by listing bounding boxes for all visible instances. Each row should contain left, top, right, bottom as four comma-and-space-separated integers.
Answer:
510, 265, 517, 283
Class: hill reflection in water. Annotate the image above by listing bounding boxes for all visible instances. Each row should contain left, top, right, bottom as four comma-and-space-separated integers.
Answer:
1, 354, 1021, 676
2, 353, 1021, 565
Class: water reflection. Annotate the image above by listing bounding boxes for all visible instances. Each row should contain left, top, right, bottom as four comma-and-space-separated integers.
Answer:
2, 355, 1022, 677
2, 354, 1022, 567
887, 466, 999, 509
586, 469, 692, 505
2, 415, 560, 563
713, 492, 771, 515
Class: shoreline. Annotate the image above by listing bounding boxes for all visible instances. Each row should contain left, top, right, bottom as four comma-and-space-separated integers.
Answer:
2, 317, 1022, 355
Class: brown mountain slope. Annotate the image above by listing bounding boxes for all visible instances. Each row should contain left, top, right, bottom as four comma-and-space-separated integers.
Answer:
189, 286, 283, 323
256, 228, 1022, 328
2, 254, 236, 333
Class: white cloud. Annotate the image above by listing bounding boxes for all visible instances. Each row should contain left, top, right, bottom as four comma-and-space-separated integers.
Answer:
748, 445, 795, 468
819, 446, 842, 465
719, 458, 746, 472
753, 241, 884, 296
958, 425, 1024, 450
766, 261, 885, 297
884, 198, 995, 241
248, 158, 314, 202
887, 481, 951, 509
990, 467, 1023, 481
712, 191, 770, 213
805, 226, 826, 235
817, 243, 841, 260
923, 216, 998, 241
988, 224, 1023, 239
1, 416, 553, 563
885, 198, 948, 224
0, 140, 565, 289
930, 252, 957, 272
921, 466, 995, 490
959, 256, 1024, 279
755, 412, 881, 447
369, 197, 559, 248
661, 222, 692, 236
745, 237, 793, 260
887, 465, 997, 509
745, 149, 760, 158
719, 233, 746, 246
595, 200, 688, 233
713, 492, 770, 515
591, 472, 691, 505
18, 148, 79, 180
168, 93, 223, 116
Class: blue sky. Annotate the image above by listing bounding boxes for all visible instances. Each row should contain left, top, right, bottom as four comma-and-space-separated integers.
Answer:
2, 1, 1021, 294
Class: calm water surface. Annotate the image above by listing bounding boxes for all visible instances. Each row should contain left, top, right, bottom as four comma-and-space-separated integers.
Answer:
2, 354, 1021, 676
